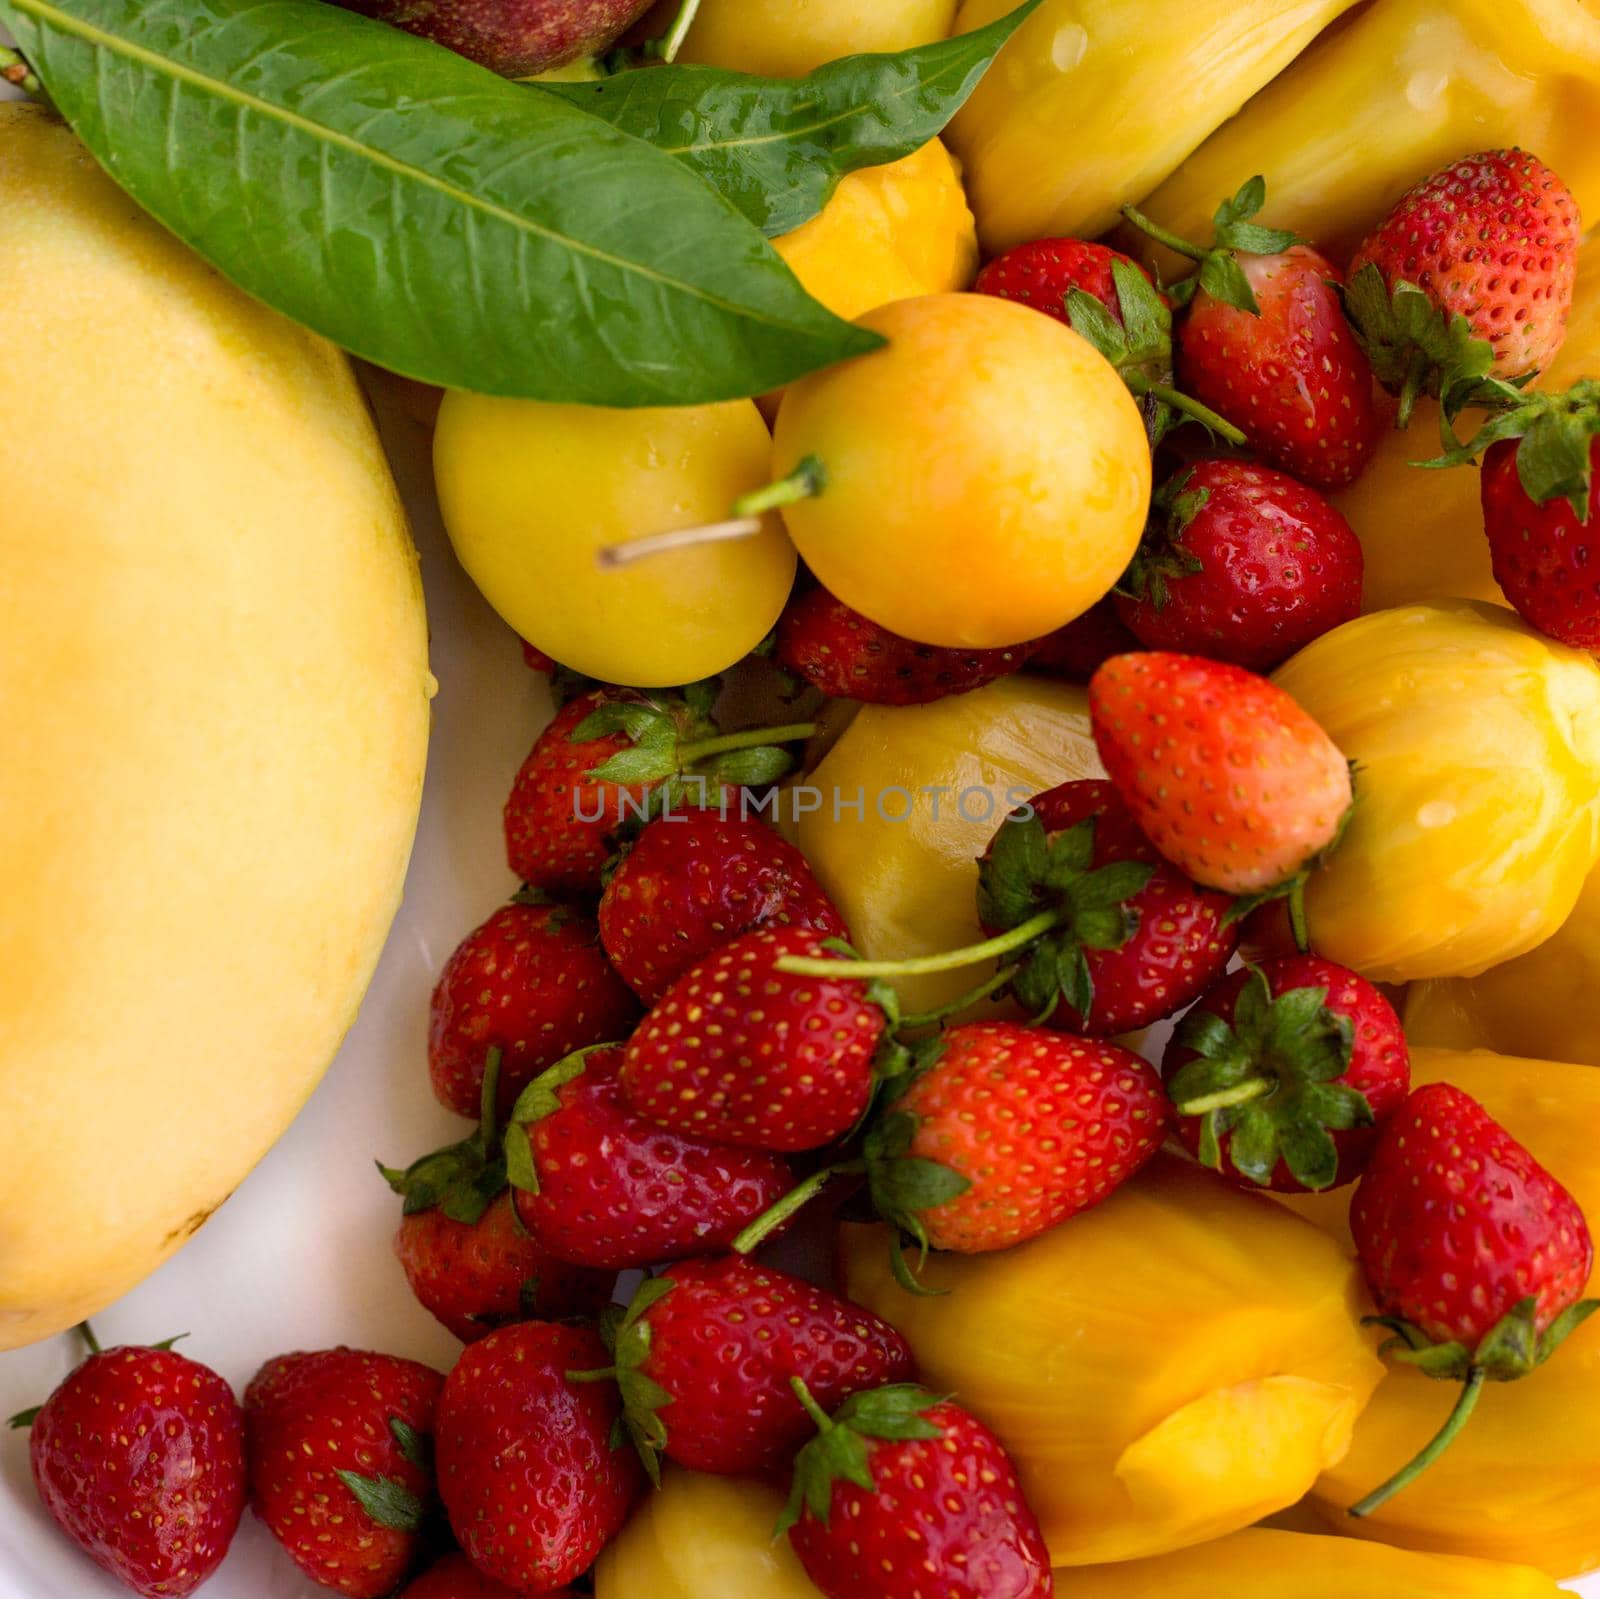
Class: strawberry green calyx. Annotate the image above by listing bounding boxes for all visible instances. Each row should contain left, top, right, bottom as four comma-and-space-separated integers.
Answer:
1118, 471, 1210, 612
1167, 967, 1365, 1191
500, 1043, 616, 1197
379, 1050, 508, 1223
860, 1112, 971, 1296
1350, 1294, 1600, 1517
1121, 175, 1300, 317
1223, 783, 1358, 953
778, 1381, 945, 1536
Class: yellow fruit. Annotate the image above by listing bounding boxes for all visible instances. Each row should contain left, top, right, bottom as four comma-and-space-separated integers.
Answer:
773, 142, 978, 328
1306, 1048, 1600, 1578
947, 0, 1360, 251
1063, 1528, 1565, 1597
1275, 601, 1600, 982
675, 0, 958, 77
594, 1469, 818, 1597
0, 107, 431, 1350
840, 1157, 1385, 1566
795, 674, 1103, 1014
772, 294, 1149, 648
1137, 0, 1600, 266
433, 396, 795, 688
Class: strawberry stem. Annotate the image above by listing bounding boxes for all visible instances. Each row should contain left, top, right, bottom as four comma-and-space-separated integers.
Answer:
733, 456, 827, 518
1120, 204, 1205, 264
1174, 1076, 1274, 1117
897, 967, 1017, 1029
732, 1161, 864, 1255
1288, 880, 1311, 954
677, 722, 817, 764
790, 1375, 835, 1434
776, 910, 1060, 981
1349, 1367, 1486, 1518
1130, 376, 1247, 445
77, 1322, 101, 1357
564, 1366, 619, 1384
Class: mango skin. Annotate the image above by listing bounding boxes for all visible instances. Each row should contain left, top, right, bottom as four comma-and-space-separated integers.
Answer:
1302, 1049, 1600, 1579
841, 1157, 1385, 1566
0, 107, 431, 1350
1064, 1528, 1564, 1597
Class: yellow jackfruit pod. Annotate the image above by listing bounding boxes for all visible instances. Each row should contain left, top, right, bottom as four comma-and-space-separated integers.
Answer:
1274, 601, 1600, 983
674, 0, 959, 78
1307, 1048, 1600, 1578
1061, 1528, 1565, 1597
594, 1468, 819, 1597
793, 674, 1103, 1014
1333, 245, 1600, 613
839, 1156, 1385, 1567
944, 0, 1361, 253
1137, 0, 1600, 269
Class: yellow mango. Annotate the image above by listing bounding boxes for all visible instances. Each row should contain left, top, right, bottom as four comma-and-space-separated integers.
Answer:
1275, 601, 1600, 982
1307, 1049, 1600, 1578
840, 1157, 1385, 1566
946, 0, 1361, 252
1060, 1528, 1564, 1597
0, 108, 431, 1349
794, 674, 1102, 1013
1138, 0, 1600, 266
675, 0, 958, 77
594, 1469, 819, 1597
1333, 246, 1600, 613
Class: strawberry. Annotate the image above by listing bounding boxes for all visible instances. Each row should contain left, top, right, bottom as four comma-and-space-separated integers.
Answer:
519, 639, 556, 674
505, 1043, 794, 1269
244, 1347, 443, 1599
9, 1336, 245, 1599
504, 687, 811, 898
977, 779, 1237, 1036
400, 1553, 546, 1599
428, 898, 638, 1120
1346, 149, 1580, 423
1025, 598, 1140, 683
1116, 460, 1363, 670
620, 926, 886, 1152
1125, 177, 1380, 488
1347, 1083, 1599, 1516
435, 1322, 641, 1593
1165, 956, 1409, 1193
1088, 652, 1353, 928
782, 1384, 1053, 1599
775, 585, 1033, 706
974, 236, 1242, 448
598, 807, 845, 1005
586, 1255, 914, 1479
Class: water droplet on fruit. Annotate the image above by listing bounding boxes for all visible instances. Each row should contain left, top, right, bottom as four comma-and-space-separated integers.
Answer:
1050, 23, 1089, 72
1417, 800, 1455, 829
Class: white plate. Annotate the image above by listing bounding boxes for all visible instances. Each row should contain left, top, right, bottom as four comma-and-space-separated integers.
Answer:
0, 259, 1595, 1599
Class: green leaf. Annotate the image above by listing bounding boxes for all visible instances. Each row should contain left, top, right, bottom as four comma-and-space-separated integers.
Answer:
336, 1470, 425, 1533
541, 1, 1039, 238
7, 1406, 42, 1429
2, 0, 879, 406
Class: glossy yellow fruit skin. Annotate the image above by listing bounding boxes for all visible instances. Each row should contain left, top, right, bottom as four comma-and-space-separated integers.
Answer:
796, 675, 1103, 1014
676, 0, 958, 76
1064, 1528, 1564, 1597
1139, 0, 1600, 266
434, 396, 795, 688
1304, 1049, 1600, 1579
773, 142, 977, 327
1275, 602, 1600, 983
947, 0, 1360, 251
0, 108, 431, 1350
1333, 246, 1600, 613
773, 294, 1149, 648
594, 1469, 819, 1597
841, 1157, 1385, 1567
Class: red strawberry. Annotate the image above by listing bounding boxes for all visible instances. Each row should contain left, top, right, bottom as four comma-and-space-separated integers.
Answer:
621, 926, 886, 1152
1116, 460, 1363, 670
1127, 178, 1380, 487
1165, 956, 1409, 1193
435, 1322, 642, 1593
394, 1191, 613, 1343
977, 779, 1237, 1036
428, 899, 638, 1120
245, 1347, 443, 1599
599, 807, 846, 1005
507, 1043, 794, 1269
776, 585, 1032, 706
1347, 149, 1580, 418
519, 639, 556, 674
974, 236, 1155, 326
870, 1021, 1168, 1257
782, 1384, 1053, 1599
595, 1255, 914, 1478
400, 1553, 548, 1598
1025, 598, 1140, 683
1088, 652, 1353, 918
11, 1339, 245, 1599
1347, 1083, 1598, 1516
